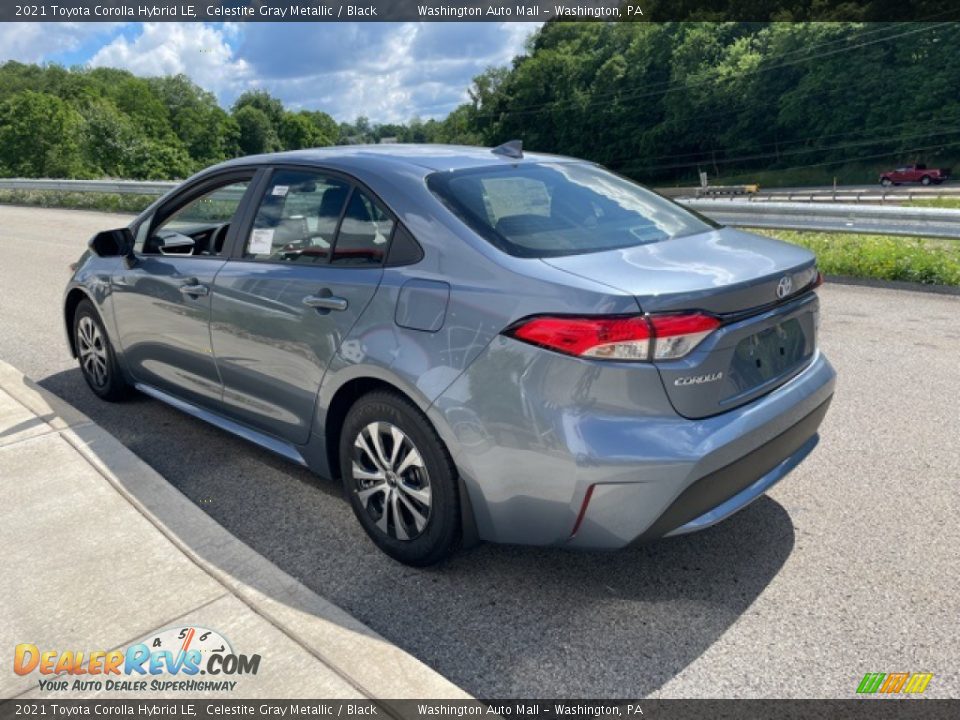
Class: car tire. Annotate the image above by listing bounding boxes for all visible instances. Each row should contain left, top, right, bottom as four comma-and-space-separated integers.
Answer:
73, 299, 131, 401
880, 178, 892, 187
340, 390, 460, 566
921, 175, 932, 185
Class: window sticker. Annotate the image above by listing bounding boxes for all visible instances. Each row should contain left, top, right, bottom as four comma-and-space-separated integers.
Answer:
271, 185, 289, 197
249, 228, 275, 255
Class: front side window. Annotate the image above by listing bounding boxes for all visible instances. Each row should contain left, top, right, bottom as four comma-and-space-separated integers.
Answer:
140, 179, 251, 256
244, 170, 350, 263
427, 163, 717, 258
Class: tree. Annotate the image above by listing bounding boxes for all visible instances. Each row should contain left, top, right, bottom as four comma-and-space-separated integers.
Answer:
149, 74, 238, 165
279, 110, 337, 149
233, 90, 286, 127
338, 116, 374, 144
234, 105, 281, 155
0, 91, 87, 177
78, 98, 141, 176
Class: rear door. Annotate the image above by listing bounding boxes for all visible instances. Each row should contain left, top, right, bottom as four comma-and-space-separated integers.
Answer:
210, 167, 392, 444
112, 170, 258, 407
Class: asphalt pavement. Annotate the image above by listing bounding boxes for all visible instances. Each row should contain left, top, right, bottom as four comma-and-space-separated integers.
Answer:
0, 359, 467, 700
1, 204, 958, 698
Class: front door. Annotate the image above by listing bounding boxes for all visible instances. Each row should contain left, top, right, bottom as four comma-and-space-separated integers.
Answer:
210, 168, 393, 444
112, 172, 258, 407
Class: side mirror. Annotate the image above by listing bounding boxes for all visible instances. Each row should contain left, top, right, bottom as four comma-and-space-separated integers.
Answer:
88, 228, 133, 258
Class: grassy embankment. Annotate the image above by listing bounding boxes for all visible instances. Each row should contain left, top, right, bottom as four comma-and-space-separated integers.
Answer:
0, 189, 154, 214
762, 229, 960, 286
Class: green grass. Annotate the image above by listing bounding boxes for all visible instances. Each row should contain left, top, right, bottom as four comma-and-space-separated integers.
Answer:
761, 229, 960, 286
0, 189, 153, 214
902, 197, 960, 209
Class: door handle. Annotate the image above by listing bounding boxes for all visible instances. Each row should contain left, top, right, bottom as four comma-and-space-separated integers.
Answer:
179, 282, 209, 297
302, 290, 348, 312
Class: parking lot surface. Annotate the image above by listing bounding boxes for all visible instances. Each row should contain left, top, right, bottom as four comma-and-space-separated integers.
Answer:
2, 204, 958, 698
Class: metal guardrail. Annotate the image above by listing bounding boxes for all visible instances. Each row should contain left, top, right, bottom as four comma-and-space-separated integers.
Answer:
0, 178, 176, 195
748, 187, 960, 204
661, 184, 960, 204
2, 178, 959, 239
683, 199, 960, 239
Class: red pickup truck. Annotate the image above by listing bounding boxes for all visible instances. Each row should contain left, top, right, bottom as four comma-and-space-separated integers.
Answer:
879, 164, 950, 186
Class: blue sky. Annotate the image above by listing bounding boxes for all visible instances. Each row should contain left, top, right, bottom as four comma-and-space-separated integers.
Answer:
0, 22, 540, 123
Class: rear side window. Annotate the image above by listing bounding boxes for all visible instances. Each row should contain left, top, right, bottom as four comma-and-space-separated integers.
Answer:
244, 170, 349, 263
332, 189, 394, 266
427, 163, 716, 258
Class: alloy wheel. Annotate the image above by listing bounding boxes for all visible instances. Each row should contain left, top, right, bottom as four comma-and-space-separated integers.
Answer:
351, 421, 432, 541
77, 316, 108, 387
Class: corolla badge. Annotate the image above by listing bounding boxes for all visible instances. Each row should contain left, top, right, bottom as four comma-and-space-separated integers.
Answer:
776, 275, 793, 299
674, 372, 723, 386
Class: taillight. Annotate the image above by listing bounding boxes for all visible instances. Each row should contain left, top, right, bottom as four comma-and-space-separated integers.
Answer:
506, 312, 720, 361
649, 313, 720, 360
509, 316, 652, 360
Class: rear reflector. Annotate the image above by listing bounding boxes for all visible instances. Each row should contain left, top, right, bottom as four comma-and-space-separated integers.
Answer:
507, 312, 719, 361
570, 484, 596, 537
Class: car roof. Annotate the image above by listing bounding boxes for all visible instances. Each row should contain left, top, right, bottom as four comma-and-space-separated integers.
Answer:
213, 143, 584, 176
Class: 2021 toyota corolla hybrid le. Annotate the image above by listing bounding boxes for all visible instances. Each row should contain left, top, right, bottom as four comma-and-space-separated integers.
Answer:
64, 143, 835, 565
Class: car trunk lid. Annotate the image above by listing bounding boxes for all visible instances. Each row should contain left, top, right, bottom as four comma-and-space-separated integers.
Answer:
541, 227, 820, 418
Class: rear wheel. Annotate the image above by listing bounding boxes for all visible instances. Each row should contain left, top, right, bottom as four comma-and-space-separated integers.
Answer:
340, 390, 460, 566
74, 299, 130, 401
921, 175, 932, 186
880, 177, 892, 187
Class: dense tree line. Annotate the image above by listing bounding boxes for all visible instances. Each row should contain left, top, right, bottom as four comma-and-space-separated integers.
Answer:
444, 21, 960, 184
2, 21, 959, 185
0, 64, 337, 179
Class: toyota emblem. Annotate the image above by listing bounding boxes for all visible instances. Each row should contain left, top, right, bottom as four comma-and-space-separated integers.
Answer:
776, 276, 793, 299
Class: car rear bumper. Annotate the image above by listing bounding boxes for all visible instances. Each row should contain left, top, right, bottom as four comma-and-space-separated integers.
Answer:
647, 398, 827, 540
430, 339, 836, 549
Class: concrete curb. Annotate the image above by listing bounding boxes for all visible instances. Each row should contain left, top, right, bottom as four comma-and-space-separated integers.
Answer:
0, 360, 469, 700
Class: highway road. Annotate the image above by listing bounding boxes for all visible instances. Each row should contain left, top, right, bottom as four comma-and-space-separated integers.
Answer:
2, 204, 959, 698
658, 180, 960, 203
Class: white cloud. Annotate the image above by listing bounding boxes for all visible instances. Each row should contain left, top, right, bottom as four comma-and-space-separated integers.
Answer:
0, 22, 124, 64
2, 20, 540, 124
89, 22, 249, 98
235, 22, 540, 123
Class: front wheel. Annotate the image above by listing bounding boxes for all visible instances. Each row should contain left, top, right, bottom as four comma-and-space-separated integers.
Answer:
74, 299, 130, 401
880, 178, 892, 187
340, 391, 461, 566
921, 175, 932, 186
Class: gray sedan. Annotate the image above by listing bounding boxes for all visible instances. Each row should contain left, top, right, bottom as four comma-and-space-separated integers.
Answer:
64, 143, 835, 565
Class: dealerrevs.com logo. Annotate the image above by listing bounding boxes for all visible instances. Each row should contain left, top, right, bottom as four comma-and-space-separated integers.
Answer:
14, 626, 261, 693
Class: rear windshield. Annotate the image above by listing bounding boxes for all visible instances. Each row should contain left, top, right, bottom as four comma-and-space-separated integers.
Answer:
427, 162, 717, 258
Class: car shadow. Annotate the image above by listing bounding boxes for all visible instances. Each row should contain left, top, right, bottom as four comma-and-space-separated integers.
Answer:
39, 367, 796, 698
